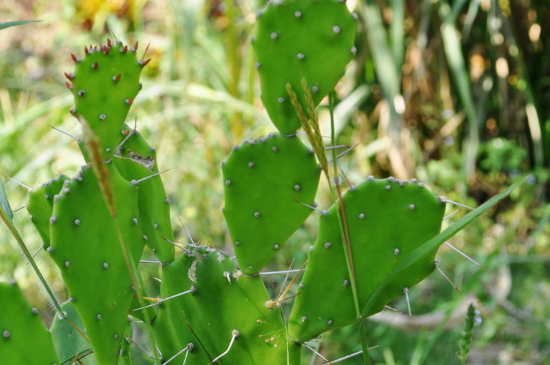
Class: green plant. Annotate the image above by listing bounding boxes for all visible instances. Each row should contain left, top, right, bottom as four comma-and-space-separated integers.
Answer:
0, 1, 528, 364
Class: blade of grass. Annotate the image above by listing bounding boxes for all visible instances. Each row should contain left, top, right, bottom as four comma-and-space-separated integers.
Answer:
438, 0, 479, 180
361, 175, 529, 318
0, 20, 40, 30
0, 179, 13, 220
391, 0, 405, 74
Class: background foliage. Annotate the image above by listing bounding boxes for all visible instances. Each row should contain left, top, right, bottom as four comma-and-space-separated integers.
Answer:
0, 0, 548, 364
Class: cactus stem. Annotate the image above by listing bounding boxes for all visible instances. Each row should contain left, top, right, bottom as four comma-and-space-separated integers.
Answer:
162, 343, 192, 365
439, 197, 476, 211
434, 260, 460, 293
303, 343, 331, 363
3, 175, 31, 190
384, 305, 402, 313
404, 287, 412, 324
209, 330, 239, 364
327, 143, 359, 163
444, 241, 486, 271
130, 168, 172, 185
178, 216, 196, 245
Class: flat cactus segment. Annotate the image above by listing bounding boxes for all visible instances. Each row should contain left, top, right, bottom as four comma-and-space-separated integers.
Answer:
68, 41, 143, 160
222, 134, 321, 274
0, 281, 59, 365
113, 125, 175, 263
288, 178, 446, 342
159, 247, 301, 365
51, 300, 96, 365
26, 174, 70, 249
253, 0, 357, 134
49, 163, 145, 365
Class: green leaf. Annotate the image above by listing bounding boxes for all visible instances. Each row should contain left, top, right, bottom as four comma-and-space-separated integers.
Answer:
0, 20, 40, 30
360, 175, 530, 318
0, 179, 13, 220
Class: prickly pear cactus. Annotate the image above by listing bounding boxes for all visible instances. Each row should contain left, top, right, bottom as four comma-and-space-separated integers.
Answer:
288, 177, 446, 342
0, 281, 59, 365
66, 39, 144, 160
26, 174, 70, 249
253, 0, 357, 134
222, 133, 321, 274
48, 163, 144, 365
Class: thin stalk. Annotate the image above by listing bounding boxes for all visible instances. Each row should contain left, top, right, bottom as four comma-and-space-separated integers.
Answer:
328, 91, 371, 365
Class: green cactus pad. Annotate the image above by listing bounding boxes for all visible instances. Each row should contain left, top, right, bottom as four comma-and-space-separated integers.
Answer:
113, 124, 175, 263
67, 40, 143, 160
26, 174, 70, 249
158, 247, 301, 365
49, 163, 145, 365
51, 300, 96, 364
253, 0, 357, 134
222, 134, 321, 274
0, 281, 59, 365
288, 178, 446, 342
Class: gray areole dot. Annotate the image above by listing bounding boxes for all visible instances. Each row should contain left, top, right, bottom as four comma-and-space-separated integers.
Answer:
75, 219, 80, 225
225, 180, 231, 186
97, 314, 102, 320
302, 316, 307, 321
328, 319, 333, 325
409, 204, 415, 210
394, 248, 400, 255
333, 26, 341, 34
235, 241, 240, 246
295, 10, 302, 17
359, 213, 365, 219
297, 53, 304, 60
272, 146, 278, 152
65, 261, 71, 267
3, 330, 10, 338
100, 114, 106, 120
351, 46, 357, 54
294, 184, 301, 191
271, 32, 277, 39
312, 85, 319, 93
324, 242, 331, 248
386, 185, 391, 190
254, 212, 260, 218
274, 244, 279, 250
278, 97, 284, 103
50, 216, 56, 224
133, 217, 138, 225
343, 279, 350, 286
103, 263, 109, 268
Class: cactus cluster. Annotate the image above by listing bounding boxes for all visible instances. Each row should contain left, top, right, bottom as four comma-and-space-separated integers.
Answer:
0, 1, 521, 364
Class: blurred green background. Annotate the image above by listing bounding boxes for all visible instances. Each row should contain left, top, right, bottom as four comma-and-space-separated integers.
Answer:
0, 0, 549, 364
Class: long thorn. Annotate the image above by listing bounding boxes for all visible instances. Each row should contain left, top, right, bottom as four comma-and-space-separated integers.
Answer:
325, 144, 350, 150
12, 204, 28, 212
444, 241, 487, 271
443, 209, 460, 220
131, 169, 172, 185
125, 333, 155, 359
404, 287, 412, 324
209, 330, 239, 364
3, 175, 30, 190
320, 348, 378, 365
434, 260, 460, 293
178, 216, 196, 245
140, 260, 161, 264
327, 143, 359, 163
304, 343, 332, 364
25, 246, 43, 266
50, 126, 80, 141
277, 259, 294, 299
115, 124, 137, 153
142, 41, 152, 61
129, 288, 194, 312
162, 237, 197, 250
339, 168, 353, 188
439, 196, 476, 210
293, 199, 327, 215
384, 305, 402, 313
162, 343, 192, 365
259, 269, 305, 275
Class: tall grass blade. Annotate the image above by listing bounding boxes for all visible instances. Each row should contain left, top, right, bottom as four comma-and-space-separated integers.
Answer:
0, 179, 13, 220
0, 20, 40, 30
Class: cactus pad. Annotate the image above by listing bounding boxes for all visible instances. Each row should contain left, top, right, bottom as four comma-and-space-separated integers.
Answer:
0, 281, 59, 365
288, 178, 446, 342
51, 300, 96, 364
113, 124, 175, 263
67, 40, 143, 160
222, 134, 321, 274
49, 163, 144, 365
158, 247, 301, 365
253, 0, 357, 134
26, 174, 70, 249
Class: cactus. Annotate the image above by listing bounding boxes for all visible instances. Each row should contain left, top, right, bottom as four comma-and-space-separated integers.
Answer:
0, 1, 528, 364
